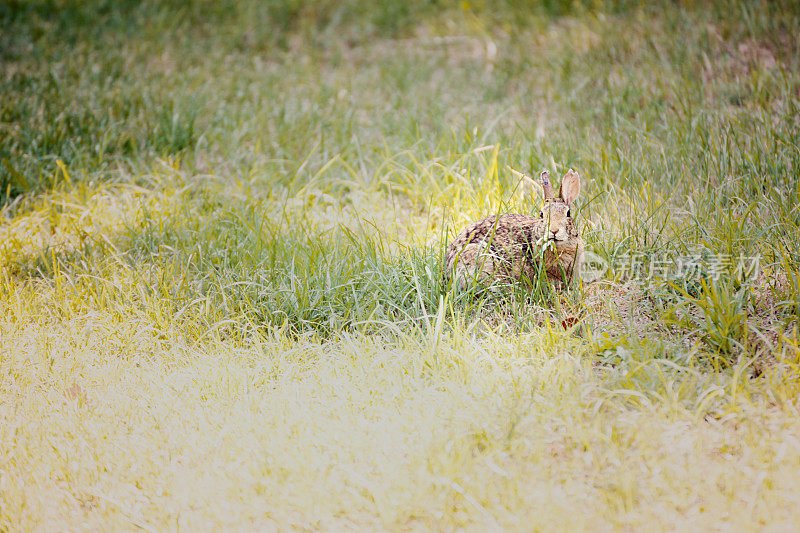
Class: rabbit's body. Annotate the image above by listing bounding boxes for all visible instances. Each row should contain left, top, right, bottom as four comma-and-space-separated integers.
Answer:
446, 170, 583, 290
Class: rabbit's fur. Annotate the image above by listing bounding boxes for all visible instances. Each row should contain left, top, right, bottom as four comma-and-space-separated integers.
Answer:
445, 169, 583, 291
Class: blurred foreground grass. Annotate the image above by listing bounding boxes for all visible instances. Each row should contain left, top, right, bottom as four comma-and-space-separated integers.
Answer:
2, 0, 800, 529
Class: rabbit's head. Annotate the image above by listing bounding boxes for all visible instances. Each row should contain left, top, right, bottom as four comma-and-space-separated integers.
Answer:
539, 169, 581, 245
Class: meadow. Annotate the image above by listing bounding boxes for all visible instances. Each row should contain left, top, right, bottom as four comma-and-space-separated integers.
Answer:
1, 0, 800, 529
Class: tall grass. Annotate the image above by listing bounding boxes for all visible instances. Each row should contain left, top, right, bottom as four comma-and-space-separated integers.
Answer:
1, 0, 800, 529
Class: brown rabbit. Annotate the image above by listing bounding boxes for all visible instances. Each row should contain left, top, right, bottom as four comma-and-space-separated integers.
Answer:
445, 169, 583, 291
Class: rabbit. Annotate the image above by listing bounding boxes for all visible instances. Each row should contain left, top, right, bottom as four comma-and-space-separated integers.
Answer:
445, 169, 583, 291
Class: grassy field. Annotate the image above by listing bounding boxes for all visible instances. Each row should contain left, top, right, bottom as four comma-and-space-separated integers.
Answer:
2, 0, 800, 530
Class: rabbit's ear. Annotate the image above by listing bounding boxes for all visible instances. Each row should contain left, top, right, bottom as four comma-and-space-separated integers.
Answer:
559, 169, 581, 204
540, 170, 555, 200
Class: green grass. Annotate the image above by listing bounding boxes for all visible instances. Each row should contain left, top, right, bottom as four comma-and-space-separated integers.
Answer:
2, 0, 800, 529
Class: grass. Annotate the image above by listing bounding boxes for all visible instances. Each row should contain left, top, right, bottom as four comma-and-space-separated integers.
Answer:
2, 0, 800, 529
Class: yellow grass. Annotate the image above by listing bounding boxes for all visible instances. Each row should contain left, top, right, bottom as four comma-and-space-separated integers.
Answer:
3, 312, 800, 530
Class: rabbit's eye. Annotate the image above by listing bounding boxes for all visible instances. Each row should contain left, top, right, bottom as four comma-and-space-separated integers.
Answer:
567, 208, 571, 217
539, 210, 544, 218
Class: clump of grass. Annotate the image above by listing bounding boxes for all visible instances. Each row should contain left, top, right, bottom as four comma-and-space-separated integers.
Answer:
2, 0, 800, 529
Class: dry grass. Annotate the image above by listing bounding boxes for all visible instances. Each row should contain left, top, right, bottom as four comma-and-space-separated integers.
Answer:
3, 317, 800, 531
